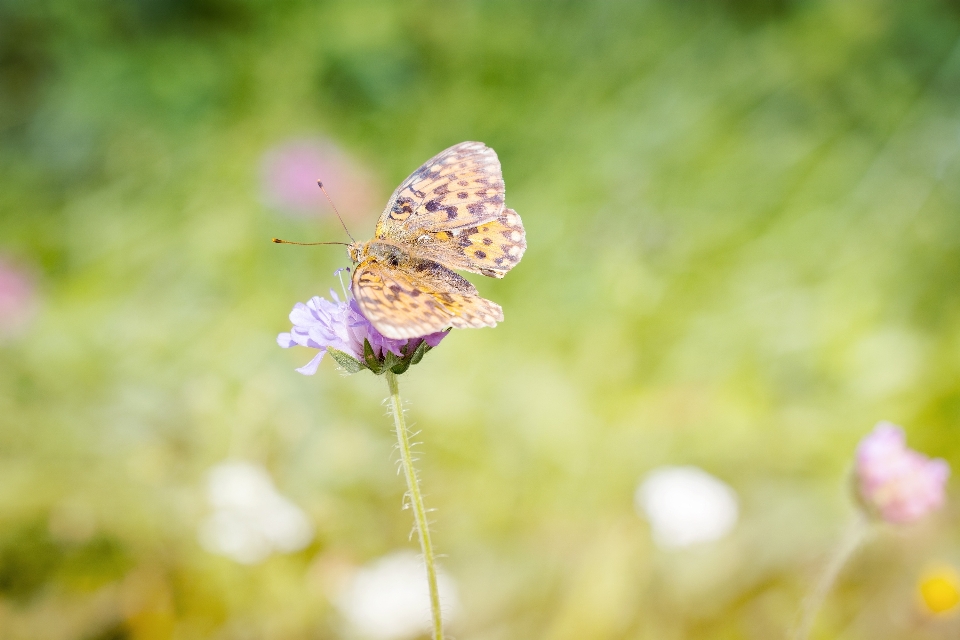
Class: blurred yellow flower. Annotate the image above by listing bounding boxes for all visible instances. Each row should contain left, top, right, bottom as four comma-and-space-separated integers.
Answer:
919, 567, 960, 615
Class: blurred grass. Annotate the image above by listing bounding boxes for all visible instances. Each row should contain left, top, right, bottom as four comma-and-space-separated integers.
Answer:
2, 0, 960, 638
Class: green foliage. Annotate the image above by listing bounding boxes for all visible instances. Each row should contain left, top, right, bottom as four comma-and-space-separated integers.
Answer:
0, 522, 61, 602
0, 521, 131, 603
1, 0, 960, 638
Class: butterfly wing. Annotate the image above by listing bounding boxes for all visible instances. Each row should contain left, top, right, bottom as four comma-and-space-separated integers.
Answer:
352, 255, 503, 340
409, 207, 526, 278
375, 141, 526, 277
376, 141, 505, 236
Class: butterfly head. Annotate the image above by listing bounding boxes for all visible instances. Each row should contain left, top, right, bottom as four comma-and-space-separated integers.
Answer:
347, 241, 366, 264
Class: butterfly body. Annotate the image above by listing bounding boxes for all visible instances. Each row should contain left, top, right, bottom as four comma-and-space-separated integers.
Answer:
348, 142, 526, 340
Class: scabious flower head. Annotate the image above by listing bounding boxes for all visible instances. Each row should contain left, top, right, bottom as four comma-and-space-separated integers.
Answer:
854, 421, 950, 524
277, 290, 446, 375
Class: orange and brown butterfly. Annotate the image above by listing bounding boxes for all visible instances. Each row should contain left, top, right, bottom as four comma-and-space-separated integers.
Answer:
343, 141, 526, 339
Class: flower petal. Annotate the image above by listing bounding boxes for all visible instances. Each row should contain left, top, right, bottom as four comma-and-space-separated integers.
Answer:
295, 351, 325, 375
288, 302, 316, 326
855, 421, 950, 524
423, 332, 447, 348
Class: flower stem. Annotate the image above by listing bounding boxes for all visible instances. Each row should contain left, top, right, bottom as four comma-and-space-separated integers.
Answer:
792, 512, 870, 640
385, 370, 443, 640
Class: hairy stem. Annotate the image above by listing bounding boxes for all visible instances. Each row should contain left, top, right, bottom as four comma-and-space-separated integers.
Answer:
385, 370, 443, 640
792, 512, 870, 640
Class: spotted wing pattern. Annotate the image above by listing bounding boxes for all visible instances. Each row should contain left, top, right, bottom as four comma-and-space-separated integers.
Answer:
375, 141, 505, 236
352, 257, 504, 340
410, 208, 526, 278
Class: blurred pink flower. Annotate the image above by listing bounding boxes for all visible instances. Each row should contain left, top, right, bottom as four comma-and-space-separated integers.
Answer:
0, 258, 37, 339
261, 138, 380, 220
855, 421, 950, 524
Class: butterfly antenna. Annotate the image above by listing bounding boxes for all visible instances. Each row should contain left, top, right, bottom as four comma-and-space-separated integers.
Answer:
271, 239, 350, 246
317, 180, 356, 243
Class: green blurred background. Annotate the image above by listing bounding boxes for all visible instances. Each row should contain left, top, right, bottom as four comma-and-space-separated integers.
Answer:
3, 0, 960, 638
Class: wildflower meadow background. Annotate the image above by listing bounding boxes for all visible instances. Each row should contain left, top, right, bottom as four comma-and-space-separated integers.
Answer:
2, 0, 960, 638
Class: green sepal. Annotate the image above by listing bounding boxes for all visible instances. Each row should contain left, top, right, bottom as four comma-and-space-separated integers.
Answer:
390, 359, 412, 375
363, 339, 383, 374
348, 330, 451, 376
382, 349, 402, 371
408, 340, 431, 366
325, 347, 365, 374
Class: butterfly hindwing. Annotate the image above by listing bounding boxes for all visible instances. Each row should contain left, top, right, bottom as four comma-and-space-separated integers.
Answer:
375, 141, 505, 236
409, 207, 526, 278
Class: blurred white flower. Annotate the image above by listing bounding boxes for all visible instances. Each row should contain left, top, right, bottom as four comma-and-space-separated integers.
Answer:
335, 551, 459, 640
635, 465, 739, 548
199, 461, 313, 564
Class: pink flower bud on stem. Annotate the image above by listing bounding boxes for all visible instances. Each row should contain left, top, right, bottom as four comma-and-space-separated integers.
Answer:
854, 421, 949, 524
792, 422, 950, 640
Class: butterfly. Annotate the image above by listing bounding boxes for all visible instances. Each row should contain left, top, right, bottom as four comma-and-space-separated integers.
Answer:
346, 142, 526, 340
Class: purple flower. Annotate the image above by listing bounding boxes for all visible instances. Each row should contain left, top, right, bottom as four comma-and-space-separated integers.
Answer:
277, 292, 446, 375
0, 258, 38, 340
260, 139, 379, 219
855, 421, 950, 524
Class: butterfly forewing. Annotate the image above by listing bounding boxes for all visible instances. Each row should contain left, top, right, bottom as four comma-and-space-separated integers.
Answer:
352, 256, 503, 340
376, 141, 505, 235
